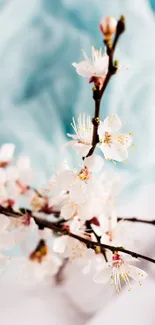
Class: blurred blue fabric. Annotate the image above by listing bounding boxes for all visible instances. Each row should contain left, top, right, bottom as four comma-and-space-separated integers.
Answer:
0, 0, 155, 201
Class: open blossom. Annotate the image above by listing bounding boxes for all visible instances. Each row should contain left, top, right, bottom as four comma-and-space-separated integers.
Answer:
67, 114, 93, 156
17, 238, 62, 284
72, 46, 109, 79
49, 156, 109, 221
94, 253, 147, 293
67, 113, 132, 161
98, 114, 133, 161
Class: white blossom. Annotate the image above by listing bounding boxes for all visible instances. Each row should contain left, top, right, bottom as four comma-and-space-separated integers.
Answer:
67, 113, 133, 161
67, 113, 93, 156
94, 253, 147, 293
72, 47, 109, 78
98, 114, 133, 161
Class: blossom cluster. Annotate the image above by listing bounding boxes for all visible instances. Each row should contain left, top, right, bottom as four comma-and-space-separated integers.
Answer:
0, 15, 148, 294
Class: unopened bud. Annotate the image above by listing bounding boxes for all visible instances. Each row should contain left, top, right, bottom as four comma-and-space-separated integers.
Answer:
100, 16, 117, 40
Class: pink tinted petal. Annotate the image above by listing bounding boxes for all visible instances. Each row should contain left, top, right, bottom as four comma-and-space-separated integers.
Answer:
72, 61, 92, 77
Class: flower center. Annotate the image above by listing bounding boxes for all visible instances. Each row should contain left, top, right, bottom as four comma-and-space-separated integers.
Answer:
78, 166, 90, 181
104, 132, 112, 145
29, 239, 48, 263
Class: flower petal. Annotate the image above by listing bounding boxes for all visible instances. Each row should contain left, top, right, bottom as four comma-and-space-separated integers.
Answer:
84, 154, 104, 172
60, 202, 77, 220
93, 266, 111, 283
0, 143, 15, 162
128, 265, 148, 281
103, 114, 122, 132
69, 180, 87, 204
71, 142, 92, 157
113, 133, 133, 149
70, 218, 80, 233
100, 143, 128, 162
53, 235, 68, 254
72, 61, 93, 77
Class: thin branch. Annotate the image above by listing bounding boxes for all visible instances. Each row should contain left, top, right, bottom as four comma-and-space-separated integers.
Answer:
1, 205, 155, 264
34, 216, 155, 265
86, 94, 101, 158
118, 217, 155, 226
85, 16, 125, 159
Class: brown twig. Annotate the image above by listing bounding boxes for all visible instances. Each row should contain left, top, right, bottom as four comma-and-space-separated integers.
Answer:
85, 16, 125, 159
118, 217, 155, 225
1, 205, 155, 265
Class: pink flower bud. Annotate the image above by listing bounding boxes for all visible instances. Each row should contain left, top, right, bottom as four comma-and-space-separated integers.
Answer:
100, 16, 117, 39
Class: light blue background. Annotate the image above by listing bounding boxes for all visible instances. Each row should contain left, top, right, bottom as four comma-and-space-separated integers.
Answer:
0, 0, 155, 200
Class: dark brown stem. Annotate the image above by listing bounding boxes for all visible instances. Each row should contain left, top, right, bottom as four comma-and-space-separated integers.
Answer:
118, 217, 155, 225
85, 16, 125, 159
86, 95, 101, 158
1, 205, 155, 264
86, 220, 108, 262
34, 216, 155, 265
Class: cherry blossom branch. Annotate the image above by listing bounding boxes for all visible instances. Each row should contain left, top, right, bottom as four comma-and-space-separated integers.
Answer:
1, 205, 154, 264
85, 16, 125, 159
33, 216, 155, 265
86, 92, 100, 157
